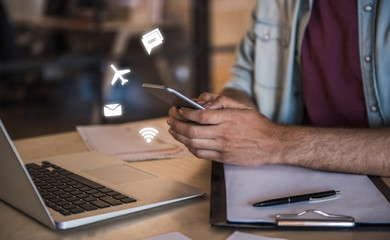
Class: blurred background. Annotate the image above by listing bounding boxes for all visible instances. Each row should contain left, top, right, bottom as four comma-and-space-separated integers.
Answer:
0, 0, 255, 139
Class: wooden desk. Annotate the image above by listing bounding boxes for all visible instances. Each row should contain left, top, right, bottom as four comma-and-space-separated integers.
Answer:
1, 127, 389, 240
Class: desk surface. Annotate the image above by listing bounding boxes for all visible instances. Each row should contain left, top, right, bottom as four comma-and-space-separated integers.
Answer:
1, 120, 390, 240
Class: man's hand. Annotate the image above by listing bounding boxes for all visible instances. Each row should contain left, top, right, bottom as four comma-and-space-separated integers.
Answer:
168, 95, 286, 166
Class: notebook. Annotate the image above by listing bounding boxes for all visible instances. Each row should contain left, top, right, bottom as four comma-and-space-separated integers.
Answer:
0, 119, 204, 230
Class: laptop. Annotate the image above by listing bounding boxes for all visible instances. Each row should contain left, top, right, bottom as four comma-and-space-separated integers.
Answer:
0, 119, 204, 230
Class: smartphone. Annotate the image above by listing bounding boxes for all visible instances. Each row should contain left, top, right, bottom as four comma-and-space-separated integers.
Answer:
142, 83, 205, 110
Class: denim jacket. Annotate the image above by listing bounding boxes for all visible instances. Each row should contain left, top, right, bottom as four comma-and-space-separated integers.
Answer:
224, 0, 390, 127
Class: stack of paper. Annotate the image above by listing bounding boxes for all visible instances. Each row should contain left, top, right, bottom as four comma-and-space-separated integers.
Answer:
140, 231, 285, 240
77, 118, 190, 161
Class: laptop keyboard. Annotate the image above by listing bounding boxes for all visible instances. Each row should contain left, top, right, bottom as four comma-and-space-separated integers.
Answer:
25, 161, 136, 216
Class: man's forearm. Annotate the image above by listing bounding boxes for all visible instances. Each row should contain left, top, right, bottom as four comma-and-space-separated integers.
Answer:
208, 89, 390, 176
281, 125, 390, 176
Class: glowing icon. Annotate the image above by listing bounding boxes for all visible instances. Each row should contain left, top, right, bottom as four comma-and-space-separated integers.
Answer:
141, 28, 164, 55
103, 103, 122, 117
139, 127, 159, 143
110, 64, 130, 86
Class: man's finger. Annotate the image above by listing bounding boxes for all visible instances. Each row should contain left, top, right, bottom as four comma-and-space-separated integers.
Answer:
197, 92, 218, 105
208, 95, 252, 110
168, 118, 222, 140
178, 107, 248, 125
188, 148, 222, 162
168, 106, 189, 122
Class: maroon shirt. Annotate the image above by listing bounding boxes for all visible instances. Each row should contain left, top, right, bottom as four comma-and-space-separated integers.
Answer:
301, 0, 369, 128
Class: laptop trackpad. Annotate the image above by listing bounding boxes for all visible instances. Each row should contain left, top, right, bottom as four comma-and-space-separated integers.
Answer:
82, 164, 157, 185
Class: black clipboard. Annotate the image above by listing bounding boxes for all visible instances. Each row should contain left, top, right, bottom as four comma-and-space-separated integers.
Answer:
210, 161, 390, 230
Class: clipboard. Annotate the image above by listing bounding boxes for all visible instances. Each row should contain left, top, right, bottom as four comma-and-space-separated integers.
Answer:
210, 162, 390, 230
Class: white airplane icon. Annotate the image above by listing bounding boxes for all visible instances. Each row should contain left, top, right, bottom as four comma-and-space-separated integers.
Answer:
110, 64, 131, 85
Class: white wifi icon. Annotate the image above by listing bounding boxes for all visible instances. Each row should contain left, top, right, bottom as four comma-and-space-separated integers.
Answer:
139, 127, 159, 143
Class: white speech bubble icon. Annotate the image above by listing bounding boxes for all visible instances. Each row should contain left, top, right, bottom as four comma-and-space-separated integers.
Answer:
141, 28, 164, 55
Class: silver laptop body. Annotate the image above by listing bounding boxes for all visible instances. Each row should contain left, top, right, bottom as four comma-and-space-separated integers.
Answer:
0, 120, 204, 230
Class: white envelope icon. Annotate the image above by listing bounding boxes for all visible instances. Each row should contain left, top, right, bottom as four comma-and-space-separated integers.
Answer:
103, 103, 122, 117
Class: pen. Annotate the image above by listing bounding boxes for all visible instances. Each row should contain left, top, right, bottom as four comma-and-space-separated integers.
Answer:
252, 190, 340, 207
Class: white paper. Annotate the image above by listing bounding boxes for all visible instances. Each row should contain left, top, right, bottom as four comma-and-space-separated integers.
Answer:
77, 118, 191, 161
141, 232, 191, 240
225, 164, 390, 224
226, 231, 287, 240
